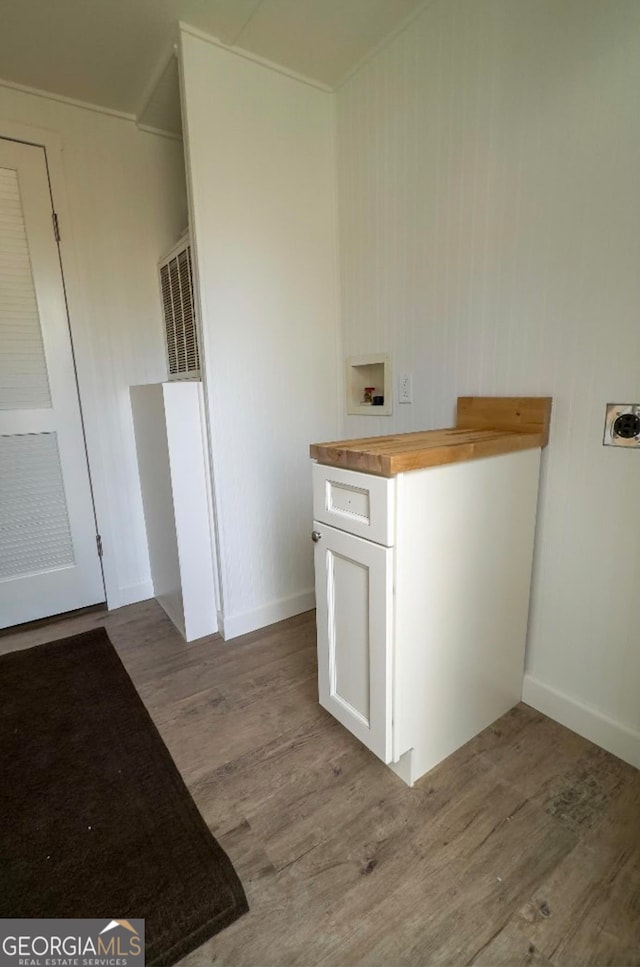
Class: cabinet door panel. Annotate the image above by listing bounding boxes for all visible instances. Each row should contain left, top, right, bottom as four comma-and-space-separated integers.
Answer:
314, 521, 393, 763
332, 552, 370, 721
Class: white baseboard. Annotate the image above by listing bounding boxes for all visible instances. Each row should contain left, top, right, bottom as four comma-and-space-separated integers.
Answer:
109, 580, 154, 610
220, 589, 316, 641
523, 673, 640, 768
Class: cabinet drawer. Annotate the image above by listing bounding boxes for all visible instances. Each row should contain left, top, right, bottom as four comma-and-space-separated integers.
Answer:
312, 463, 395, 546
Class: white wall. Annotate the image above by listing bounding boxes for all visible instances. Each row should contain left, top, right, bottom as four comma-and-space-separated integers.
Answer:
336, 0, 640, 763
0, 85, 189, 608
179, 29, 340, 638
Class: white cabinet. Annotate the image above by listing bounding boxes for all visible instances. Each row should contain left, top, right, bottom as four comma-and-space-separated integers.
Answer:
131, 381, 218, 642
312, 447, 543, 787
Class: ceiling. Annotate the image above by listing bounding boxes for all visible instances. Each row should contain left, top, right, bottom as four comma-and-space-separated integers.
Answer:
0, 0, 426, 130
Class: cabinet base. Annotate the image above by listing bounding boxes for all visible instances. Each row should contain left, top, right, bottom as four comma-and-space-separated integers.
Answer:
389, 749, 414, 787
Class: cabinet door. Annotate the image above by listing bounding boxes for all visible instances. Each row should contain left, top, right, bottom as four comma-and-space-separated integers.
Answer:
313, 521, 393, 763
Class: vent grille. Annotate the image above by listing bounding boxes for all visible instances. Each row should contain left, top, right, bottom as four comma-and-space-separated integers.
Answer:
159, 238, 200, 379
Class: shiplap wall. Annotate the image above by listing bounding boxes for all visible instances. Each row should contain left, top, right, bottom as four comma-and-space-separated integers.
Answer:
337, 0, 640, 762
0, 85, 188, 608
179, 31, 340, 638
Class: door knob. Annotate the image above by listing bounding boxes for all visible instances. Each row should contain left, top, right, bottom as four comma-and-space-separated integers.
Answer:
311, 530, 322, 543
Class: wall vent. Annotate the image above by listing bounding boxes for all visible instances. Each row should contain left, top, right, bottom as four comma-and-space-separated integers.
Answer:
159, 234, 200, 380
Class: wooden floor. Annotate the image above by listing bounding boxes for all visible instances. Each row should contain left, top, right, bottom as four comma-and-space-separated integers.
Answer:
2, 601, 638, 967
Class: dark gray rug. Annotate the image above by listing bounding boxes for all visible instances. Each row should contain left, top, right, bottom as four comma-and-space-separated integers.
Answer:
0, 627, 248, 966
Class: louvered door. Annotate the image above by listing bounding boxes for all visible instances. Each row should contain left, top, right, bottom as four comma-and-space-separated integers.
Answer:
0, 138, 104, 627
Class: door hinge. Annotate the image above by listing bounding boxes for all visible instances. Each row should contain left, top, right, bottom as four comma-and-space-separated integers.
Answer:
96, 534, 103, 558
52, 211, 61, 242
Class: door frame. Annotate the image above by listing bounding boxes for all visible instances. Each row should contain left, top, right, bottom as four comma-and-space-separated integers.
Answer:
0, 118, 116, 607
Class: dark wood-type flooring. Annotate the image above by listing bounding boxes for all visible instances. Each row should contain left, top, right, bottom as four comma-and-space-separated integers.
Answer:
2, 601, 638, 967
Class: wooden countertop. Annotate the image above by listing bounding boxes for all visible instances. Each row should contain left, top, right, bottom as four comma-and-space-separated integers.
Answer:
310, 396, 552, 477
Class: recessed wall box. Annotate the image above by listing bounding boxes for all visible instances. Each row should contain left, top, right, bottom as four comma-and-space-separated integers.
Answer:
346, 354, 392, 416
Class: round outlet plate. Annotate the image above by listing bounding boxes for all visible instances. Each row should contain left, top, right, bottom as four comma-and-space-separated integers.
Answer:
603, 403, 640, 448
613, 413, 640, 439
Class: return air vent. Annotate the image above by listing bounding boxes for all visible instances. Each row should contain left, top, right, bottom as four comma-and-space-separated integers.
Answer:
159, 234, 200, 380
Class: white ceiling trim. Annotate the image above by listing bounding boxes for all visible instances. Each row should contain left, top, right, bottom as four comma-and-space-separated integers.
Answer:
335, 0, 437, 90
178, 21, 333, 94
134, 41, 179, 124
2, 0, 415, 142
135, 122, 183, 142
0, 74, 136, 123
0, 73, 183, 141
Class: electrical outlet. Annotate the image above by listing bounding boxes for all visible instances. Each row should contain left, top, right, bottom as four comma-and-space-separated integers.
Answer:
398, 373, 413, 404
603, 403, 640, 447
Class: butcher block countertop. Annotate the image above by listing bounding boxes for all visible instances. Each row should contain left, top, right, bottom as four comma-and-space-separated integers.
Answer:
310, 396, 552, 477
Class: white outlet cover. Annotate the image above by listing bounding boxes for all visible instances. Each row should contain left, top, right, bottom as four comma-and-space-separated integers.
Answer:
603, 403, 640, 447
398, 373, 413, 404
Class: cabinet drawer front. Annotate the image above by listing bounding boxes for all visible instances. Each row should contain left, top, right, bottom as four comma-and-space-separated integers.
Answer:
312, 464, 395, 546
